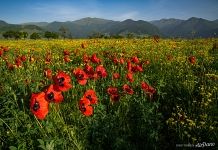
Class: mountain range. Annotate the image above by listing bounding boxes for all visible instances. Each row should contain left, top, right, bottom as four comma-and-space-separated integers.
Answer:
0, 17, 218, 38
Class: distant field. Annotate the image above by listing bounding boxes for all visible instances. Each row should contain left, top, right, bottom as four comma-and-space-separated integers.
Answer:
0, 39, 217, 149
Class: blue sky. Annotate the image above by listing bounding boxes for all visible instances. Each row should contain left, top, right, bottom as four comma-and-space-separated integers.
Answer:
0, 0, 218, 23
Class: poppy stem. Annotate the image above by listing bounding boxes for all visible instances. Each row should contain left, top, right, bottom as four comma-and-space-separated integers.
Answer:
35, 116, 43, 128
0, 118, 15, 136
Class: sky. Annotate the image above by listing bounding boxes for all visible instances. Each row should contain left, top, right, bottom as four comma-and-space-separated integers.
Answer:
0, 0, 218, 24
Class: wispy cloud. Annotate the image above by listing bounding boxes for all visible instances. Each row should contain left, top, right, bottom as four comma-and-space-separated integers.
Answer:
112, 11, 139, 21
31, 2, 100, 21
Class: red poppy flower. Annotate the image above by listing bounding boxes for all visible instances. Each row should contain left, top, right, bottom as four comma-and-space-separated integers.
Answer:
188, 56, 196, 64
64, 55, 71, 62
91, 53, 101, 64
110, 94, 120, 102
119, 58, 125, 64
45, 55, 51, 64
83, 54, 90, 63
144, 60, 150, 65
131, 56, 139, 64
127, 60, 132, 72
107, 87, 120, 102
96, 65, 107, 78
0, 50, 3, 57
81, 43, 87, 49
45, 84, 63, 103
73, 68, 88, 85
132, 65, 143, 73
113, 73, 120, 80
166, 55, 173, 61
79, 98, 93, 116
63, 49, 70, 56
6, 62, 14, 71
53, 71, 72, 92
141, 81, 156, 95
107, 87, 118, 95
123, 84, 134, 95
3, 47, 9, 52
30, 92, 49, 120
21, 55, 27, 62
83, 64, 95, 79
113, 57, 119, 64
83, 89, 98, 105
126, 72, 134, 82
44, 68, 52, 79
15, 57, 22, 67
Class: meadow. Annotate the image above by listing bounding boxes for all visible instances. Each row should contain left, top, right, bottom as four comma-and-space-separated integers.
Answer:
0, 38, 217, 149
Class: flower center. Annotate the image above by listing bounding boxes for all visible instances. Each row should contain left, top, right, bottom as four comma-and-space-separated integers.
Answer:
47, 92, 54, 101
86, 95, 92, 101
33, 101, 40, 111
58, 77, 65, 86
80, 103, 86, 112
97, 71, 102, 76
78, 74, 84, 80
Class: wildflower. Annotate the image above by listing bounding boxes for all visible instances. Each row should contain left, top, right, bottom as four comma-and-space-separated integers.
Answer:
131, 56, 139, 64
83, 54, 90, 63
44, 68, 52, 79
45, 84, 63, 103
64, 55, 71, 62
123, 84, 134, 95
113, 73, 120, 80
127, 60, 132, 72
20, 55, 27, 62
81, 43, 87, 49
91, 53, 101, 64
83, 64, 95, 79
113, 57, 119, 64
73, 68, 88, 85
6, 62, 14, 71
119, 57, 125, 64
79, 98, 93, 116
83, 89, 98, 105
15, 57, 22, 67
141, 81, 156, 96
30, 92, 49, 120
107, 87, 118, 95
96, 65, 107, 78
53, 71, 72, 92
63, 49, 70, 55
188, 56, 196, 64
107, 87, 120, 102
126, 72, 134, 82
0, 50, 3, 57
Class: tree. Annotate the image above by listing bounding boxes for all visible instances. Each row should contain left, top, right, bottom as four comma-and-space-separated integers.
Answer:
22, 32, 28, 39
44, 31, 59, 39
59, 26, 68, 39
2, 31, 15, 39
30, 32, 41, 39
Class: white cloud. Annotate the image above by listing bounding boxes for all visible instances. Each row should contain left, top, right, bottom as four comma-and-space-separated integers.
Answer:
112, 11, 139, 21
31, 3, 100, 21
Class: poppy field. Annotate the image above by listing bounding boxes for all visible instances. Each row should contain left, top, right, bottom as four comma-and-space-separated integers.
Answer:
0, 38, 217, 149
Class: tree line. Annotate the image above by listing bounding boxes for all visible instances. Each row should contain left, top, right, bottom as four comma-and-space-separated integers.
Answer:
2, 31, 59, 40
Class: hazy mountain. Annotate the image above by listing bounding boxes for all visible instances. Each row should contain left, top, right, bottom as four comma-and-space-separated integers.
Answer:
22, 22, 49, 27
213, 19, 218, 24
0, 20, 43, 35
150, 17, 218, 38
0, 20, 8, 27
0, 17, 218, 38
43, 17, 159, 38
170, 17, 218, 38
150, 18, 184, 36
107, 19, 160, 35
